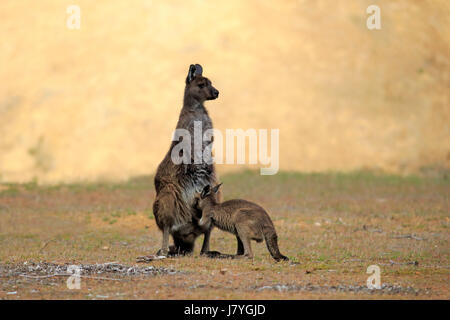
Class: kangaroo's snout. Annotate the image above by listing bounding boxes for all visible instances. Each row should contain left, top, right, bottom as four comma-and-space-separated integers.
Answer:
208, 87, 219, 100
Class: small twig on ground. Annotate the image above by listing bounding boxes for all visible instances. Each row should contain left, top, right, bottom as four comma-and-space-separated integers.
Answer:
362, 225, 383, 233
379, 260, 419, 267
343, 259, 364, 263
136, 255, 167, 263
420, 265, 450, 269
392, 234, 425, 241
96, 262, 119, 266
39, 239, 55, 253
19, 273, 124, 281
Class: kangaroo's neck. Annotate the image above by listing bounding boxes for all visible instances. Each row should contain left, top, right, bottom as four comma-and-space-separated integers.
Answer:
176, 94, 210, 132
183, 91, 205, 111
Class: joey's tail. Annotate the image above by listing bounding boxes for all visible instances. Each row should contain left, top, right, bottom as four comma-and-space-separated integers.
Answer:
263, 226, 289, 262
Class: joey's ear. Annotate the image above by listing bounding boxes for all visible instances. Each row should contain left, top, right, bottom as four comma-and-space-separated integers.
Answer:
212, 183, 223, 194
201, 185, 211, 199
186, 64, 196, 84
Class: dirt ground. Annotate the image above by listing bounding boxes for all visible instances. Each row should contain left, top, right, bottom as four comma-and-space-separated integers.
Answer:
0, 170, 448, 299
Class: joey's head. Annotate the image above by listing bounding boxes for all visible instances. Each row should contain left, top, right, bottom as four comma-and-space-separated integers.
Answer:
185, 64, 219, 103
196, 183, 223, 229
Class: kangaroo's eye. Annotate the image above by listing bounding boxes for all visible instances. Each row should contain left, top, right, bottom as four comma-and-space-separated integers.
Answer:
198, 83, 205, 89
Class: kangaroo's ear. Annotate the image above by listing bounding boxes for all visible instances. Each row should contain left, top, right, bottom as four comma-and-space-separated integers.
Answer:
212, 183, 223, 194
186, 64, 203, 84
186, 64, 196, 84
201, 185, 211, 199
194, 64, 203, 76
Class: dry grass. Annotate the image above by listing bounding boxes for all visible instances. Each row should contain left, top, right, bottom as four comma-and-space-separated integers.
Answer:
0, 170, 448, 299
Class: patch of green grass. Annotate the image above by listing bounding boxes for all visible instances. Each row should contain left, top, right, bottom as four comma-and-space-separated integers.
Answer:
2, 169, 447, 198
15, 233, 39, 240
144, 208, 154, 219
0, 184, 20, 196
55, 233, 73, 241
110, 212, 121, 218
126, 209, 137, 216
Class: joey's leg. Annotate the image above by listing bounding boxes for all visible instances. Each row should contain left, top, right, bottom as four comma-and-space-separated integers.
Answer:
236, 236, 244, 256
200, 227, 224, 258
241, 236, 253, 259
200, 229, 211, 254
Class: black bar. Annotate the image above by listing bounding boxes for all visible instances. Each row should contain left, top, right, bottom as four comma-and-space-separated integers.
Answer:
1, 300, 447, 319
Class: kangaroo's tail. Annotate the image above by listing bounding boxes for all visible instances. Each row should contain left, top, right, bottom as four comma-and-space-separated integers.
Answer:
263, 226, 289, 262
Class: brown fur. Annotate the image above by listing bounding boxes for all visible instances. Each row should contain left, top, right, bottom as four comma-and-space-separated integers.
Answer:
196, 184, 289, 261
153, 64, 221, 256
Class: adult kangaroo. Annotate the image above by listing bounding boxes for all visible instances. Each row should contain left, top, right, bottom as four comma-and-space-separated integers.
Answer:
153, 64, 221, 256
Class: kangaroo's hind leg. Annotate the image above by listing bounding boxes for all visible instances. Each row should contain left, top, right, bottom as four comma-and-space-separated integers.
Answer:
156, 226, 170, 256
236, 236, 245, 256
242, 237, 253, 259
235, 225, 253, 259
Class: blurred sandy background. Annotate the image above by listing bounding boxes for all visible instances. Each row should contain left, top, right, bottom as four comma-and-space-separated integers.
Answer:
0, 0, 449, 183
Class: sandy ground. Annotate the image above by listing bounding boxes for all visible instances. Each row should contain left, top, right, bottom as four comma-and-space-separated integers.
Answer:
0, 170, 448, 299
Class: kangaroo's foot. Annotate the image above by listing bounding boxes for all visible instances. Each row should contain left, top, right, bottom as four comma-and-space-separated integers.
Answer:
202, 251, 235, 259
200, 250, 221, 257
156, 245, 183, 257
156, 248, 168, 256
275, 255, 289, 262
201, 250, 222, 258
167, 245, 196, 257
165, 245, 187, 257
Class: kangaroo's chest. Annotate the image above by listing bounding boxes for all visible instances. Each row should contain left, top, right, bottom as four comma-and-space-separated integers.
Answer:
177, 111, 215, 187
